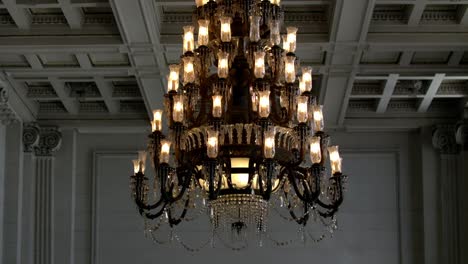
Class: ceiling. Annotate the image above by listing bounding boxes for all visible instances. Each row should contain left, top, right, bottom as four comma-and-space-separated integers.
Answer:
0, 0, 467, 130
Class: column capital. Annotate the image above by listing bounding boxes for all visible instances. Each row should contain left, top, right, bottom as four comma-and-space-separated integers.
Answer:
34, 126, 62, 156
456, 121, 467, 150
432, 124, 460, 155
23, 122, 40, 152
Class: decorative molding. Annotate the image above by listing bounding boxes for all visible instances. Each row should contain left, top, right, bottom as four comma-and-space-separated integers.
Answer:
32, 15, 68, 25
79, 101, 108, 113
23, 122, 41, 153
432, 124, 460, 155
34, 126, 62, 156
456, 121, 468, 149
0, 87, 19, 125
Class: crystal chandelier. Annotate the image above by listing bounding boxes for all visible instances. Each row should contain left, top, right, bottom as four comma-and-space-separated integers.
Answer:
129, 0, 346, 250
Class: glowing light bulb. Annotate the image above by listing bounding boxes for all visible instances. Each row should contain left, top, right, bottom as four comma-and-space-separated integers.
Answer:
302, 66, 312, 92
328, 146, 342, 174
254, 51, 265, 79
285, 55, 296, 83
264, 129, 276, 159
160, 140, 171, 164
212, 94, 223, 118
183, 26, 195, 53
296, 96, 308, 123
220, 16, 232, 42
309, 136, 322, 164
312, 105, 324, 132
206, 129, 219, 158
167, 64, 180, 92
173, 95, 184, 122
152, 109, 163, 132
217, 51, 229, 78
182, 57, 195, 84
258, 90, 270, 118
198, 19, 209, 46
286, 27, 298, 53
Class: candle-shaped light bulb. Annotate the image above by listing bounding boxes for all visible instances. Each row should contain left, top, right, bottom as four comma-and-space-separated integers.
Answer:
286, 27, 298, 53
258, 90, 270, 118
254, 51, 265, 79
173, 95, 184, 122
299, 77, 306, 95
182, 57, 195, 84
302, 66, 312, 92
220, 16, 232, 42
167, 64, 180, 92
250, 15, 261, 42
132, 159, 140, 174
270, 20, 281, 46
160, 140, 171, 164
312, 105, 324, 132
138, 150, 147, 174
328, 145, 342, 174
195, 0, 208, 7
251, 91, 258, 112
152, 109, 163, 132
296, 96, 308, 123
212, 94, 223, 118
206, 129, 219, 158
309, 136, 322, 164
217, 51, 229, 78
264, 129, 276, 159
270, 0, 281, 6
183, 26, 195, 53
198, 19, 210, 46
285, 55, 296, 83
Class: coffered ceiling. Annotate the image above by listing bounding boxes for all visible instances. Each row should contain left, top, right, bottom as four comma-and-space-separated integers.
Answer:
0, 0, 467, 129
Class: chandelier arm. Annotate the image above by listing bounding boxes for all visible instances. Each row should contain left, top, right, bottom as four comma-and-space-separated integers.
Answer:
316, 174, 344, 210
167, 166, 194, 203
287, 167, 309, 202
259, 158, 274, 199
285, 190, 310, 226
143, 202, 168, 220
168, 198, 191, 227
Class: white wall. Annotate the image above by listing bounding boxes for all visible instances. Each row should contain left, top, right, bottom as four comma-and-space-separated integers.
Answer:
1, 127, 447, 264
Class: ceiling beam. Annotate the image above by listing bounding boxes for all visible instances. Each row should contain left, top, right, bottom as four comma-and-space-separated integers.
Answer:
24, 54, 44, 70
58, 0, 84, 29
49, 78, 80, 115
75, 53, 93, 70
417, 73, 445, 113
3, 0, 31, 29
376, 74, 399, 113
399, 51, 414, 66
408, 2, 427, 26
94, 77, 120, 114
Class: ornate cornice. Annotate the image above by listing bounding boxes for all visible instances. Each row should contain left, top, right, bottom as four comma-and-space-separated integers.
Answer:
23, 122, 41, 153
432, 124, 460, 155
34, 127, 62, 157
0, 87, 19, 125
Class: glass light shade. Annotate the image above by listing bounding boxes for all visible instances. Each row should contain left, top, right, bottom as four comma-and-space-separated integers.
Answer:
328, 145, 342, 174
270, 20, 281, 46
195, 0, 208, 7
167, 64, 180, 92
212, 94, 223, 117
173, 95, 185, 122
198, 19, 210, 46
299, 77, 306, 95
132, 159, 140, 174
220, 16, 232, 42
258, 90, 270, 118
264, 129, 276, 159
282, 35, 290, 52
138, 150, 147, 174
254, 51, 266, 79
183, 26, 195, 53
285, 55, 296, 83
182, 57, 195, 84
217, 51, 229, 78
302, 66, 312, 92
206, 129, 219, 158
309, 136, 322, 164
296, 96, 308, 123
249, 15, 261, 42
160, 140, 171, 164
152, 109, 163, 132
230, 158, 250, 189
312, 105, 324, 132
286, 27, 298, 53
270, 0, 281, 5
251, 92, 258, 112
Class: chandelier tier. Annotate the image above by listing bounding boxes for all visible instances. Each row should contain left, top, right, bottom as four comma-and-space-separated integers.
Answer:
130, 0, 346, 249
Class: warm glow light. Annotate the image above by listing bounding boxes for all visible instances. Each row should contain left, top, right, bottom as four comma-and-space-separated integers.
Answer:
195, 0, 209, 7
212, 94, 223, 118
296, 96, 308, 123
250, 15, 261, 42
264, 129, 276, 159
328, 146, 342, 174
254, 51, 265, 79
312, 105, 324, 132
282, 35, 290, 52
152, 109, 163, 132
132, 159, 140, 174
270, 20, 281, 46
173, 95, 184, 122
286, 27, 298, 53
167, 64, 180, 92
220, 16, 232, 42
183, 26, 195, 53
160, 140, 171, 164
285, 55, 296, 83
258, 90, 270, 118
198, 19, 209, 46
138, 151, 147, 174
217, 51, 229, 78
302, 66, 312, 92
206, 129, 219, 158
182, 57, 195, 84
309, 136, 322, 164
270, 0, 281, 6
230, 158, 250, 189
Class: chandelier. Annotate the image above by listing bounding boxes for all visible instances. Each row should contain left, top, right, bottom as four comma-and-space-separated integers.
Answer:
129, 0, 346, 250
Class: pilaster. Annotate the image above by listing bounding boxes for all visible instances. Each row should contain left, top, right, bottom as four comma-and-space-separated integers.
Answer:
432, 124, 461, 264
455, 121, 467, 264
